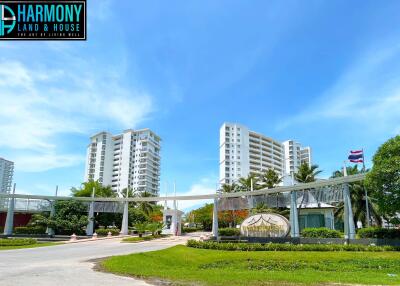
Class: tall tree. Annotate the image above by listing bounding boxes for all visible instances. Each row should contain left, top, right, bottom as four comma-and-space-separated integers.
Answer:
294, 163, 322, 183
46, 201, 88, 235
71, 180, 119, 229
133, 190, 155, 216
366, 135, 400, 221
188, 203, 214, 230
238, 173, 260, 191
221, 183, 239, 193
260, 169, 282, 189
332, 165, 382, 227
71, 180, 116, 198
220, 183, 241, 227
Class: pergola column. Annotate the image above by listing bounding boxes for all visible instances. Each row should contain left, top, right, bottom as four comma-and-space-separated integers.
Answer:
46, 186, 58, 236
212, 198, 219, 238
343, 183, 355, 239
290, 190, 299, 238
120, 189, 129, 235
86, 188, 95, 236
3, 183, 16, 236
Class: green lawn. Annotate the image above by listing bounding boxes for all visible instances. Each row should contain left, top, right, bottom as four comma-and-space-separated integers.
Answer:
102, 245, 400, 285
0, 242, 60, 250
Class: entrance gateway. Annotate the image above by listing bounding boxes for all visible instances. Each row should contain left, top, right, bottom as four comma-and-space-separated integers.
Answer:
1, 173, 364, 239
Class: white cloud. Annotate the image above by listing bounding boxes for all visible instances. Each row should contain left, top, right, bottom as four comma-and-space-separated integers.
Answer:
0, 58, 153, 172
167, 177, 217, 212
279, 43, 400, 135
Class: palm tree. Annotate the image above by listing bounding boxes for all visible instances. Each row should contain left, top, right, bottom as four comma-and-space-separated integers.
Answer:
221, 183, 239, 193
147, 222, 164, 237
134, 222, 148, 237
294, 163, 322, 183
134, 190, 155, 216
251, 202, 290, 218
332, 165, 382, 227
260, 169, 282, 189
238, 173, 260, 192
294, 163, 322, 221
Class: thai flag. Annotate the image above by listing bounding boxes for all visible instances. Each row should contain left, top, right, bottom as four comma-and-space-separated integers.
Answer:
348, 150, 363, 163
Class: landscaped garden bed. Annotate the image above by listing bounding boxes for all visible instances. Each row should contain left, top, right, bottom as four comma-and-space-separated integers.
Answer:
0, 238, 58, 250
122, 235, 167, 243
188, 239, 400, 252
101, 244, 400, 285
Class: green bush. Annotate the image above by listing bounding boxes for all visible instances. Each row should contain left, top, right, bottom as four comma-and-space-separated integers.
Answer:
186, 240, 400, 252
358, 227, 400, 239
301, 227, 342, 238
219, 228, 241, 236
182, 227, 202, 233
14, 226, 47, 235
95, 228, 120, 236
0, 238, 37, 246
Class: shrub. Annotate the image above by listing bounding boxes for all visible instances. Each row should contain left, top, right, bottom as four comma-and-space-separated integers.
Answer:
0, 238, 37, 246
134, 222, 148, 237
122, 236, 154, 243
14, 226, 47, 235
301, 227, 343, 238
95, 228, 120, 236
186, 240, 400, 252
219, 228, 241, 236
358, 227, 400, 239
182, 227, 202, 233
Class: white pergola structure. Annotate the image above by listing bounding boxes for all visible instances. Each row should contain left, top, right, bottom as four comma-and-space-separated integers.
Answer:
0, 173, 365, 239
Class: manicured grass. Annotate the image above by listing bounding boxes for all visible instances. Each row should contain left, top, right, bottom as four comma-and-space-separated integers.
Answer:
102, 245, 400, 285
0, 242, 60, 250
122, 235, 167, 243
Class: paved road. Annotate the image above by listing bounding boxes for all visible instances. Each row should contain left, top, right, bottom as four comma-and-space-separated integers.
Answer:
0, 234, 201, 286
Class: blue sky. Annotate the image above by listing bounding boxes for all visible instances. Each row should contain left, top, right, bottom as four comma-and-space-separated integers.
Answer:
1, 1, 400, 209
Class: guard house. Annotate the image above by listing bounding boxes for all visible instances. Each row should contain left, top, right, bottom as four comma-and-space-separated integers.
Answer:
162, 208, 184, 236
288, 192, 335, 230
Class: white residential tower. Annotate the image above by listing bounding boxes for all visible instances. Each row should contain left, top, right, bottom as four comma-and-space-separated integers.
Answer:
84, 129, 161, 195
219, 123, 312, 186
0, 157, 14, 194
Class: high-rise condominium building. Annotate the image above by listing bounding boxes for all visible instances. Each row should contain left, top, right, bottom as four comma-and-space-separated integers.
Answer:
84, 129, 161, 195
219, 123, 285, 185
282, 140, 312, 176
219, 123, 312, 186
0, 157, 14, 193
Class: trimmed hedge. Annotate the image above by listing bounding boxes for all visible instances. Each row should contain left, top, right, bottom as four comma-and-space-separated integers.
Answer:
358, 227, 400, 239
301, 227, 342, 238
219, 228, 241, 236
95, 228, 120, 236
14, 226, 47, 235
182, 227, 202, 233
187, 240, 400, 252
0, 238, 37, 246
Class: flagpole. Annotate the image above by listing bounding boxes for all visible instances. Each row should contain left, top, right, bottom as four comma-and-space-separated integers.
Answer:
362, 148, 370, 227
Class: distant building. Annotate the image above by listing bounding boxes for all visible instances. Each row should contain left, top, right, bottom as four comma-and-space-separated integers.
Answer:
282, 140, 312, 177
84, 129, 161, 195
0, 157, 14, 193
219, 123, 312, 186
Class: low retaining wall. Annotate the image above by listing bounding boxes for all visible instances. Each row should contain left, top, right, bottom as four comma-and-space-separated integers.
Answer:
213, 236, 400, 246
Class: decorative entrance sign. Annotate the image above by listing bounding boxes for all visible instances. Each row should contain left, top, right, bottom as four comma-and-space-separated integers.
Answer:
240, 213, 290, 237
